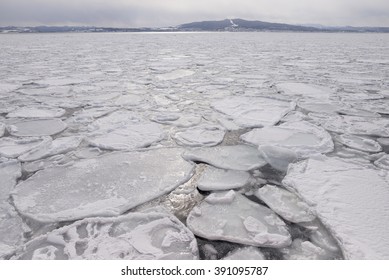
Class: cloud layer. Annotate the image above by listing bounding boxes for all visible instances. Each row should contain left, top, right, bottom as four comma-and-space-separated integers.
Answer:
1, 0, 388, 27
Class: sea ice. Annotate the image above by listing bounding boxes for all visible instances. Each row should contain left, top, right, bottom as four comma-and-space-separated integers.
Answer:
87, 111, 165, 150
13, 148, 195, 223
197, 166, 252, 191
0, 205, 25, 259
255, 185, 315, 224
7, 106, 66, 118
150, 114, 202, 128
222, 247, 265, 260
14, 211, 198, 260
187, 191, 291, 248
280, 239, 334, 260
7, 119, 67, 137
297, 101, 341, 115
173, 125, 225, 147
22, 154, 73, 173
0, 137, 51, 158
377, 138, 389, 152
211, 96, 293, 128
18, 136, 83, 162
241, 121, 333, 158
275, 82, 333, 100
182, 145, 267, 171
336, 134, 382, 153
258, 146, 297, 172
283, 156, 389, 259
322, 115, 389, 137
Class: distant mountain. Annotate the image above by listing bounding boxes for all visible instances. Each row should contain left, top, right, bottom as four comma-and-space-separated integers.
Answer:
177, 19, 389, 33
1, 19, 388, 33
177, 18, 319, 32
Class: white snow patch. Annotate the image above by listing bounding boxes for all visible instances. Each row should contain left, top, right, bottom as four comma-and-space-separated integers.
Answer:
283, 156, 389, 259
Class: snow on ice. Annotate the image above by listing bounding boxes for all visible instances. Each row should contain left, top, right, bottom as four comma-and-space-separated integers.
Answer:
283, 156, 389, 259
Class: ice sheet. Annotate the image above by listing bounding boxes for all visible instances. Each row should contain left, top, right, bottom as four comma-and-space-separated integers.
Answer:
14, 211, 198, 260
7, 119, 67, 137
241, 121, 334, 158
283, 156, 389, 259
13, 148, 195, 223
255, 185, 316, 223
211, 96, 294, 128
187, 191, 291, 248
182, 145, 267, 171
197, 166, 252, 191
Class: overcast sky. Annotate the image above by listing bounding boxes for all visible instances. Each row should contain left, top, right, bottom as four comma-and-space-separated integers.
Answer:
0, 0, 388, 27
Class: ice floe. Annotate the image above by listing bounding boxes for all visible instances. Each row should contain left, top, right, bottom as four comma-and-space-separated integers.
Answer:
374, 154, 389, 170
259, 146, 297, 172
0, 137, 51, 158
281, 239, 335, 260
255, 185, 315, 224
0, 158, 21, 201
241, 121, 334, 158
275, 82, 333, 100
222, 247, 265, 260
7, 106, 66, 118
336, 134, 382, 153
7, 119, 67, 137
182, 145, 267, 171
150, 113, 202, 128
211, 97, 294, 128
283, 156, 389, 259
297, 101, 341, 115
0, 205, 25, 259
187, 191, 291, 248
197, 166, 252, 191
173, 125, 225, 147
323, 115, 389, 137
18, 136, 83, 162
87, 111, 165, 150
13, 148, 194, 223
377, 138, 389, 152
157, 69, 194, 81
14, 211, 198, 260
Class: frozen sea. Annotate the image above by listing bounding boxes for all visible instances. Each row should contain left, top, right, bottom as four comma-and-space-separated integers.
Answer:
0, 32, 389, 260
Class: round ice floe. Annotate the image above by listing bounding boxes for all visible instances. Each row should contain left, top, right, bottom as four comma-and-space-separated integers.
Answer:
114, 94, 144, 107
353, 99, 389, 115
173, 125, 225, 147
297, 101, 341, 115
187, 191, 291, 248
280, 239, 335, 260
150, 114, 202, 128
275, 82, 333, 100
259, 146, 297, 172
374, 154, 389, 170
222, 247, 265, 260
15, 211, 199, 260
0, 137, 51, 158
13, 148, 194, 223
182, 145, 267, 171
336, 134, 382, 153
241, 121, 334, 158
323, 116, 389, 137
18, 136, 83, 162
211, 96, 294, 128
7, 119, 67, 137
87, 110, 165, 150
7, 106, 66, 118
197, 166, 252, 191
255, 185, 315, 224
